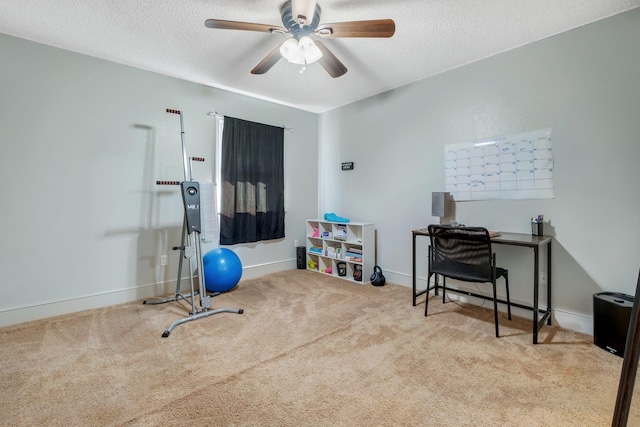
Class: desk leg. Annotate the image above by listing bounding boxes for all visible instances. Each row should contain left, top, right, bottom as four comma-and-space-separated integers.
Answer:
547, 242, 552, 325
412, 233, 417, 306
533, 246, 540, 344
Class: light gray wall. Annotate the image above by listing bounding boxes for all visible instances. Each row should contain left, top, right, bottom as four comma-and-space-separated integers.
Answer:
319, 9, 640, 330
0, 34, 318, 326
3, 9, 639, 331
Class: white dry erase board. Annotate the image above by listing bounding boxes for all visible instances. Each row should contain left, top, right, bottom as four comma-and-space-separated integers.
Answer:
444, 128, 553, 201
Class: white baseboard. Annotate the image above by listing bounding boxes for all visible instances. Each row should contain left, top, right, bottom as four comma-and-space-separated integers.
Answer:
240, 259, 297, 280
553, 308, 593, 335
384, 269, 594, 336
0, 283, 166, 328
0, 259, 296, 328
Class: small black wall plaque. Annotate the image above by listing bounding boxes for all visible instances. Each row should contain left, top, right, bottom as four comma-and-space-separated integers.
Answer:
341, 162, 354, 171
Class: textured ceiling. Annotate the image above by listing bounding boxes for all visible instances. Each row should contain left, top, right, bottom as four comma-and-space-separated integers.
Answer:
1, 0, 639, 113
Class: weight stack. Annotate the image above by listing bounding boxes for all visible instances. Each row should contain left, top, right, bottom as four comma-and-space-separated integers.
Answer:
593, 292, 634, 357
296, 246, 306, 269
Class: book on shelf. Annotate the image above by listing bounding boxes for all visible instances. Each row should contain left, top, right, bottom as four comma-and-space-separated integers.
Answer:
346, 257, 363, 263
346, 247, 362, 254
489, 230, 501, 237
325, 246, 341, 258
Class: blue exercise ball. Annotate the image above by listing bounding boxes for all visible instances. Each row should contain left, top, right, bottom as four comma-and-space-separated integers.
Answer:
203, 248, 243, 293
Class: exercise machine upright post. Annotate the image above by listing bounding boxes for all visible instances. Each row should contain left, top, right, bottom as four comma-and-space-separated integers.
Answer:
143, 108, 243, 337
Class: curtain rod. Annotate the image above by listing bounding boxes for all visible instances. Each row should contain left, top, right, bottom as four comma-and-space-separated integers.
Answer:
207, 111, 293, 133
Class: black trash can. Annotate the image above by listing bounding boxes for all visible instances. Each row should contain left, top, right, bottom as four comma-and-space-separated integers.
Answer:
593, 292, 634, 357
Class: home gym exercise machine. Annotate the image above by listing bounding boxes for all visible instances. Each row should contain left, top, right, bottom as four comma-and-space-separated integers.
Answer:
143, 108, 243, 337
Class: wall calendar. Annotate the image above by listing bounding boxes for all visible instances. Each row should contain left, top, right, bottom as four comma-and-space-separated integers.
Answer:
444, 128, 554, 201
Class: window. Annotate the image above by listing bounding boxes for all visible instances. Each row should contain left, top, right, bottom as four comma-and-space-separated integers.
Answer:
216, 116, 285, 245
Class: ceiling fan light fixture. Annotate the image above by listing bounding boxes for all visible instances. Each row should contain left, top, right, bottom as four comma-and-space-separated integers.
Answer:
298, 36, 322, 64
280, 38, 303, 64
280, 36, 323, 65
289, 55, 306, 65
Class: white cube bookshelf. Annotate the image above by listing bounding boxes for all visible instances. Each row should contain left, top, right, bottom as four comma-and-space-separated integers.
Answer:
305, 219, 375, 284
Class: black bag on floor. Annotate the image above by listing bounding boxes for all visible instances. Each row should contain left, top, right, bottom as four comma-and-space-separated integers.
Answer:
370, 265, 386, 286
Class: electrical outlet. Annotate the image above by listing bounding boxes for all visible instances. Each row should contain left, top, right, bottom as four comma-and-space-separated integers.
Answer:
294, 239, 299, 248
160, 255, 168, 266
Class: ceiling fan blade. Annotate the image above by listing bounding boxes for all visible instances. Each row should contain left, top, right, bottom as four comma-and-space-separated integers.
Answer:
251, 43, 285, 75
314, 41, 347, 78
291, 0, 317, 25
205, 19, 286, 34
315, 19, 395, 38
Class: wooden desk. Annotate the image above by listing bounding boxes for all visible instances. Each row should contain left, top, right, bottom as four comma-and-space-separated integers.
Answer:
412, 228, 552, 344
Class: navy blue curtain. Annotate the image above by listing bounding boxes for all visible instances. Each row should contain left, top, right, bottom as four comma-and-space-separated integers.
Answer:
220, 116, 285, 245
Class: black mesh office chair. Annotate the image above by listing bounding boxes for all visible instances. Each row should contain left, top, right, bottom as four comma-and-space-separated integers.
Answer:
425, 225, 512, 337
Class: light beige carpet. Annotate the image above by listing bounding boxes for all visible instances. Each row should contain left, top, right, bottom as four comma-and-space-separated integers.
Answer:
0, 270, 637, 426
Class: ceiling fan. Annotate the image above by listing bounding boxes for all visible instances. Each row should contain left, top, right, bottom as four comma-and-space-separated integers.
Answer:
204, 0, 395, 78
